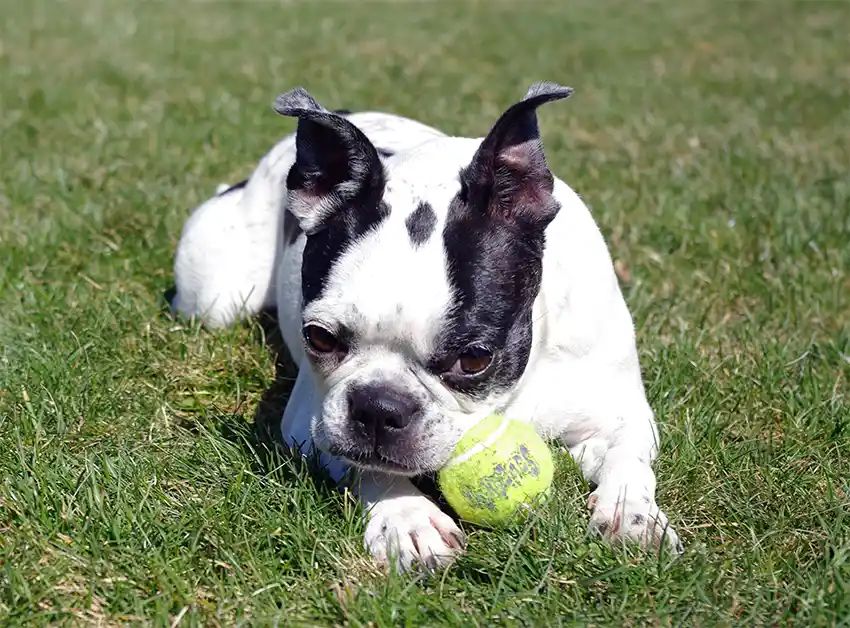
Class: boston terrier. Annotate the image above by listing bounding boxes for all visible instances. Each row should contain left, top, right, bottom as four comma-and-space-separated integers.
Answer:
172, 82, 682, 572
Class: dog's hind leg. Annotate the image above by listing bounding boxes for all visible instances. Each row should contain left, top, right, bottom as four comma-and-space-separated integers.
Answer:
172, 135, 298, 328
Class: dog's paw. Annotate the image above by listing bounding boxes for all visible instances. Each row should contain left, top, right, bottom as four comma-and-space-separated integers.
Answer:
364, 494, 465, 573
587, 490, 683, 555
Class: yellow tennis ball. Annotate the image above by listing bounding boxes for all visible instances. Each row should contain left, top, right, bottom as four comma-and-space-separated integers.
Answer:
437, 413, 554, 527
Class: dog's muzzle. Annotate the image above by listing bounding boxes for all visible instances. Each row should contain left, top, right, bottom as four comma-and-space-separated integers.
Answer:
337, 382, 425, 472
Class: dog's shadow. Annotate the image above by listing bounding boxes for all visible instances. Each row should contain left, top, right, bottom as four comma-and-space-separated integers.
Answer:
227, 308, 343, 493
163, 287, 455, 514
160, 288, 311, 486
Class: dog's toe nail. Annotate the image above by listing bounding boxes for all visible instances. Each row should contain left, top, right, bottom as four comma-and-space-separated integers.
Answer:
448, 531, 465, 549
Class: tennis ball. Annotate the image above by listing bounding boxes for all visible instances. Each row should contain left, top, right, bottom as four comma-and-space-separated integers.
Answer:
437, 414, 554, 527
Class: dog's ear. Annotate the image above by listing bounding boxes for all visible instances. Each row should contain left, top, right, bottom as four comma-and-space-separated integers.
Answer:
274, 88, 385, 233
461, 81, 573, 228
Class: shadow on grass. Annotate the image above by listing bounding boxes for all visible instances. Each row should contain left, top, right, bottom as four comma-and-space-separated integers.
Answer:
161, 286, 458, 513
160, 285, 340, 495
225, 308, 343, 495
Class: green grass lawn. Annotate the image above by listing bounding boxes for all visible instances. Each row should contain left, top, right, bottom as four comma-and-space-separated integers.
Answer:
1, 0, 849, 625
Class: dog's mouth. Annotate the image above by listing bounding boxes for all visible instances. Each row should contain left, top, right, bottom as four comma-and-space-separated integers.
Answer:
327, 445, 422, 476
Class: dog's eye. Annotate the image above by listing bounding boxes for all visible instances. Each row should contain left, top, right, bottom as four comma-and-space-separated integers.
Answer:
304, 325, 339, 354
456, 346, 493, 375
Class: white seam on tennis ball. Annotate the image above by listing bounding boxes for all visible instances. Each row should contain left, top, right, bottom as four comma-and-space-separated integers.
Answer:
441, 415, 511, 469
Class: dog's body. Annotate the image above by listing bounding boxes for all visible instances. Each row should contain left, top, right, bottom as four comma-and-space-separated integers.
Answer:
173, 83, 681, 571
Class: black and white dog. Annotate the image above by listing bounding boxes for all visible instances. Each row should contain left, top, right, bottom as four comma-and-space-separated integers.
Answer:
172, 82, 682, 571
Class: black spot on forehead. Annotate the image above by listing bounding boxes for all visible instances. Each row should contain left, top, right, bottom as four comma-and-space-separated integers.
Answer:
405, 201, 437, 247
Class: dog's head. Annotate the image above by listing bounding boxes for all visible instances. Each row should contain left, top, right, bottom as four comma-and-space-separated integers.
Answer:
274, 83, 572, 475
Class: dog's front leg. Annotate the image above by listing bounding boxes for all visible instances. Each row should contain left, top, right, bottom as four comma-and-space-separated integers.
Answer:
354, 471, 465, 572
280, 369, 464, 572
562, 411, 682, 554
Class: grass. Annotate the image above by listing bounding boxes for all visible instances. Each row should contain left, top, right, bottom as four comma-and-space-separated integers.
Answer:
1, 0, 848, 624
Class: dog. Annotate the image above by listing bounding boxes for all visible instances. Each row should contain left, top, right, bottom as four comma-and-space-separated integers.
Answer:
172, 82, 682, 572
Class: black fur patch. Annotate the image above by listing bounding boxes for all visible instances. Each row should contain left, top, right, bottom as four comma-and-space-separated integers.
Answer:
432, 191, 547, 396
288, 125, 389, 306
282, 208, 303, 245
275, 90, 390, 307
426, 83, 571, 397
405, 201, 437, 246
333, 108, 353, 116
301, 200, 390, 306
217, 179, 248, 196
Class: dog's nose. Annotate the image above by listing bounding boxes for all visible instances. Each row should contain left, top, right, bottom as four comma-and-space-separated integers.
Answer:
348, 384, 420, 434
